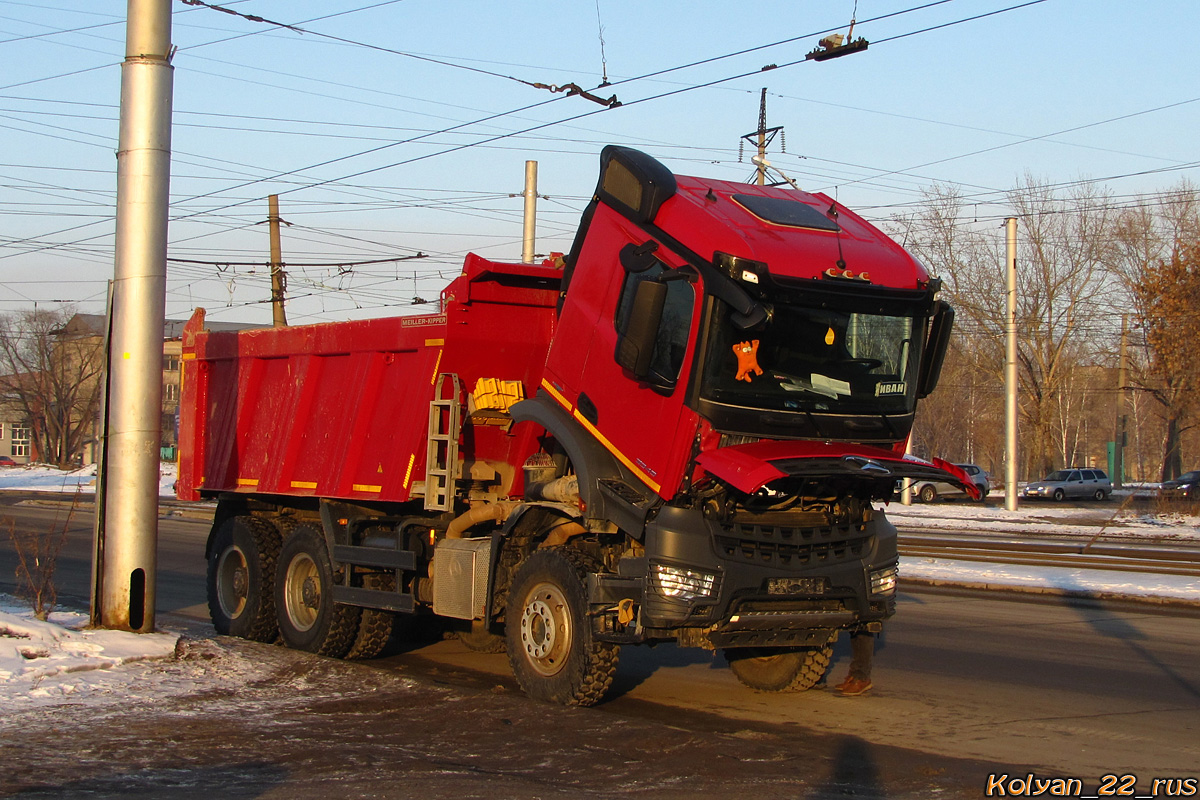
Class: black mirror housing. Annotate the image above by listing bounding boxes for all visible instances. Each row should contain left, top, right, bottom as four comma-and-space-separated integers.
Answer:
615, 280, 667, 378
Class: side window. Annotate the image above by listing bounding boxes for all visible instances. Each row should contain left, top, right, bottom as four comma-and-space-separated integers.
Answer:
615, 262, 695, 383
1068, 471, 1082, 482
1083, 470, 1098, 481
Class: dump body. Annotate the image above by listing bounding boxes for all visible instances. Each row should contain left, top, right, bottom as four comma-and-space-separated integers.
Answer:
178, 255, 560, 504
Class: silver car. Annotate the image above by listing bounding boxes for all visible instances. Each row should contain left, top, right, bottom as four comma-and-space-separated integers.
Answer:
910, 463, 990, 503
1022, 468, 1111, 501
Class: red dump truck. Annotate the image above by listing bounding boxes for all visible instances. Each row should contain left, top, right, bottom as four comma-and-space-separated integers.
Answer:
178, 146, 975, 706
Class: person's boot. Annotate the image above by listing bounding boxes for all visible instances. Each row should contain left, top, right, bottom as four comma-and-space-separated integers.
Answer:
838, 677, 873, 696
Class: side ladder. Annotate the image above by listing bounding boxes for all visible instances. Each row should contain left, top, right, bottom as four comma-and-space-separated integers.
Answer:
424, 373, 462, 512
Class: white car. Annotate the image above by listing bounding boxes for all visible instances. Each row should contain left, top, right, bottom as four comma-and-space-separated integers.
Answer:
909, 463, 990, 503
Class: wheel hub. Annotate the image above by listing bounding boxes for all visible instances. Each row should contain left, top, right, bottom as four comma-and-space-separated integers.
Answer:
231, 568, 247, 598
518, 582, 571, 677
521, 598, 556, 659
216, 545, 249, 619
301, 576, 319, 610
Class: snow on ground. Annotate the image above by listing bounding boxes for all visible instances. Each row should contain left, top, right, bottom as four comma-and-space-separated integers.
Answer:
0, 461, 178, 498
0, 598, 179, 713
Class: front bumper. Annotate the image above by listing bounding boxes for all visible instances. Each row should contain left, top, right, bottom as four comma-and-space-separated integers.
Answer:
610, 505, 899, 648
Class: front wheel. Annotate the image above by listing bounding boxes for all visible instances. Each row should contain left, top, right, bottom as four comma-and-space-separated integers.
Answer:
919, 484, 937, 503
275, 525, 361, 657
725, 645, 833, 692
1053, 488, 1066, 501
505, 548, 618, 706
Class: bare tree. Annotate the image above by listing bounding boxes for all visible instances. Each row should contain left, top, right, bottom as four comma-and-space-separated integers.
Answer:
0, 307, 104, 468
1110, 183, 1200, 480
897, 178, 1121, 478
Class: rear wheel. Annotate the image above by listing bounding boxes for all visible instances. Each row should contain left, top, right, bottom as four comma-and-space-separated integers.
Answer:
505, 547, 618, 706
345, 573, 396, 660
1094, 489, 1108, 501
725, 645, 833, 692
206, 515, 279, 642
919, 484, 937, 503
275, 525, 361, 657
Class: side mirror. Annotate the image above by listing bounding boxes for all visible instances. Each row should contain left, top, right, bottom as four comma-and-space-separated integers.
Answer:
615, 280, 667, 379
917, 300, 954, 398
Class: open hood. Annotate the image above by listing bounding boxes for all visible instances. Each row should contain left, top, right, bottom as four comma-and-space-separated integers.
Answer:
695, 440, 981, 500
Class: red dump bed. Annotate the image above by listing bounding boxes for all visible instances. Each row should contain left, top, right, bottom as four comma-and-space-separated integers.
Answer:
177, 255, 561, 504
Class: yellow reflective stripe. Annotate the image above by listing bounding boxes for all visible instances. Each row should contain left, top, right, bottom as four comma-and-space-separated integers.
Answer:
402, 453, 416, 490
352, 484, 382, 493
290, 481, 317, 489
540, 378, 572, 411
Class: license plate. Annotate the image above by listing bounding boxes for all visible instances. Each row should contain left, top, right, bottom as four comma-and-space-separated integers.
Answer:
767, 577, 827, 595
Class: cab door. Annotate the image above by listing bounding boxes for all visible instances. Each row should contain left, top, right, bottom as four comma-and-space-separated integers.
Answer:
574, 247, 701, 499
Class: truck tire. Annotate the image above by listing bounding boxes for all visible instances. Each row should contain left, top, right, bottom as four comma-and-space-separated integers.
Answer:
505, 547, 618, 706
345, 574, 395, 660
919, 484, 937, 503
458, 619, 507, 653
206, 515, 280, 642
725, 645, 833, 692
275, 525, 362, 658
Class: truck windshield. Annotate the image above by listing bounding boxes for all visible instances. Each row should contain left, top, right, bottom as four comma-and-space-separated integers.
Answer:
700, 301, 923, 415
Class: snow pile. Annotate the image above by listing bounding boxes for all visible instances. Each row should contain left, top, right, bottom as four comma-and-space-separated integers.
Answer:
0, 461, 178, 498
0, 598, 179, 709
901, 557, 1200, 602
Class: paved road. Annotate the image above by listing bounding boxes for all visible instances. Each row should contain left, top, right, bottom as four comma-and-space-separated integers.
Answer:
2, 495, 1197, 796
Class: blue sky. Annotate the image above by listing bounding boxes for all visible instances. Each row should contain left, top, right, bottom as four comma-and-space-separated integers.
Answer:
1, 0, 1197, 324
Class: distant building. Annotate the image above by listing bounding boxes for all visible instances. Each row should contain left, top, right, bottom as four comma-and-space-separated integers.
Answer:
11, 313, 264, 465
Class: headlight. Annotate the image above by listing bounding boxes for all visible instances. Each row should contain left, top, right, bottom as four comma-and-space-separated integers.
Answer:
650, 562, 719, 602
870, 565, 898, 596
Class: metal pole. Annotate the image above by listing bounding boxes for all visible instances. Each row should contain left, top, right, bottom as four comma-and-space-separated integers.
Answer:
1004, 218, 1019, 511
521, 161, 538, 264
97, 0, 173, 632
756, 89, 767, 186
268, 194, 287, 326
900, 431, 913, 505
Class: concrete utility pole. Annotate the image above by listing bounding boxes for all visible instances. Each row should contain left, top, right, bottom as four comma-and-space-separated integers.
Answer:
1004, 218, 1019, 511
1114, 315, 1128, 487
94, 0, 173, 632
521, 161, 538, 264
268, 194, 287, 326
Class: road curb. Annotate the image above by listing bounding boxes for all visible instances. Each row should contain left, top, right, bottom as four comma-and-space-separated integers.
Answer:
14, 497, 215, 521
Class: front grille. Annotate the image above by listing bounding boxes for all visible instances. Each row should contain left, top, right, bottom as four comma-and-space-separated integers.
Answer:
714, 521, 872, 568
